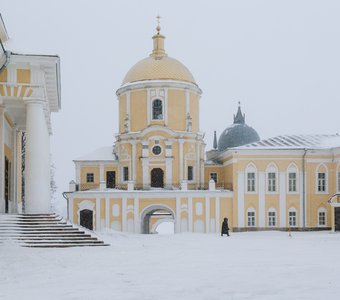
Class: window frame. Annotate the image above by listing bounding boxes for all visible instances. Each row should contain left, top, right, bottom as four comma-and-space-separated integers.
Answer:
247, 172, 256, 193
318, 208, 327, 227
210, 172, 217, 183
152, 99, 163, 120
187, 166, 194, 181
86, 173, 94, 183
267, 172, 277, 193
268, 209, 276, 227
317, 172, 326, 193
288, 172, 297, 193
288, 209, 297, 227
247, 209, 256, 227
123, 166, 129, 182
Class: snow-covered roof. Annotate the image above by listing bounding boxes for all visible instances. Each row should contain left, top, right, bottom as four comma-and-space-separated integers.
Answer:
74, 146, 116, 161
234, 134, 340, 150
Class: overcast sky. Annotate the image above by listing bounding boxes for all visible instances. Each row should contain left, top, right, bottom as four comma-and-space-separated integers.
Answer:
2, 0, 340, 203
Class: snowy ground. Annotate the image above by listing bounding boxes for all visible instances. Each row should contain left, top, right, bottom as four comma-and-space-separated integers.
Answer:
1, 231, 339, 300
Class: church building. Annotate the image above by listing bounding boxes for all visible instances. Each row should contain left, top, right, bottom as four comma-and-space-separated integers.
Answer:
66, 23, 340, 233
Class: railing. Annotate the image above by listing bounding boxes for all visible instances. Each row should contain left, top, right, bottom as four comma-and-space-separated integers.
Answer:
79, 183, 100, 191
76, 182, 233, 192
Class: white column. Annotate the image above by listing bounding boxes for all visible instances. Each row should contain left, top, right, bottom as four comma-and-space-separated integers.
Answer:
165, 157, 173, 189
179, 139, 184, 182
134, 196, 140, 233
205, 196, 210, 233
147, 89, 151, 125
142, 158, 149, 189
122, 196, 127, 231
75, 163, 80, 185
24, 99, 51, 213
95, 197, 100, 231
299, 171, 304, 227
131, 141, 136, 181
280, 172, 287, 227
237, 172, 245, 227
188, 196, 193, 232
68, 194, 74, 222
259, 172, 265, 227
175, 196, 181, 233
0, 106, 5, 213
215, 197, 220, 233
164, 88, 168, 126
105, 196, 110, 229
11, 127, 18, 213
99, 163, 105, 189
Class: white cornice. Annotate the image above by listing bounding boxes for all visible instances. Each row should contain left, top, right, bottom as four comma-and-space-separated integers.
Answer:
116, 80, 202, 96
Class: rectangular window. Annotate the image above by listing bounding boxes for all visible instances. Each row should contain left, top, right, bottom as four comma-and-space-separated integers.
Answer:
268, 211, 276, 227
86, 173, 94, 183
288, 172, 297, 192
188, 166, 193, 181
268, 172, 276, 192
247, 172, 255, 192
289, 211, 297, 227
123, 167, 129, 181
317, 172, 326, 192
210, 173, 217, 183
319, 212, 326, 226
247, 211, 255, 227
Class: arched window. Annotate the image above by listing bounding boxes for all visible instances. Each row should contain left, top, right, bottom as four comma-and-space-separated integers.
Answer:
316, 164, 328, 193
245, 163, 257, 193
152, 99, 163, 120
247, 207, 256, 227
318, 207, 327, 227
287, 163, 298, 193
266, 163, 278, 193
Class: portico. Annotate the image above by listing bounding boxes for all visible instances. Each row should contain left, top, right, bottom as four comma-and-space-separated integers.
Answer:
0, 18, 61, 214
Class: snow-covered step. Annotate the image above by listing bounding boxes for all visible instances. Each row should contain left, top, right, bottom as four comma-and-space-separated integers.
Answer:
0, 213, 108, 248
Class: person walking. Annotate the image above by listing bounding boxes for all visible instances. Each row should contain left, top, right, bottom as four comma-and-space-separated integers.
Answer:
221, 217, 230, 236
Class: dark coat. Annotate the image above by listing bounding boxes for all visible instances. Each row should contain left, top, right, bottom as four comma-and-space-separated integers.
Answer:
221, 220, 229, 234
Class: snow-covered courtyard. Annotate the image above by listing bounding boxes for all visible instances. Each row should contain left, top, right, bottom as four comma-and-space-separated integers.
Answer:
1, 231, 339, 300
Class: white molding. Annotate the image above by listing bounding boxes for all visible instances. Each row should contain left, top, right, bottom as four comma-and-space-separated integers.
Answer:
176, 196, 181, 233
95, 197, 100, 231
147, 89, 150, 125
205, 196, 210, 233
122, 196, 127, 232
105, 196, 109, 229
215, 197, 220, 233
134, 196, 139, 233
237, 172, 245, 227
188, 196, 193, 232
299, 171, 304, 227
279, 172, 286, 227
116, 80, 202, 96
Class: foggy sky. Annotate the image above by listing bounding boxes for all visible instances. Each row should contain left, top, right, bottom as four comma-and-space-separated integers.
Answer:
2, 0, 340, 204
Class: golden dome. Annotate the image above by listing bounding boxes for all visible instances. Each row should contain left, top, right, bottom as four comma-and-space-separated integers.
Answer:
122, 26, 196, 85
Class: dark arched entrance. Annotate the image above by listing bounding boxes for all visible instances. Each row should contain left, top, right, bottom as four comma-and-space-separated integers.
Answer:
80, 209, 93, 230
151, 168, 164, 188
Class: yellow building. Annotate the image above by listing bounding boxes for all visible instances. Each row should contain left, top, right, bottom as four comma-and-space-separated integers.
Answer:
66, 24, 340, 233
0, 15, 61, 214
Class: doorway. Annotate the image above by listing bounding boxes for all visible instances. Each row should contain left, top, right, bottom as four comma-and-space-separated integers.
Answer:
335, 207, 340, 231
151, 168, 164, 188
80, 209, 93, 230
5, 157, 10, 213
106, 171, 116, 188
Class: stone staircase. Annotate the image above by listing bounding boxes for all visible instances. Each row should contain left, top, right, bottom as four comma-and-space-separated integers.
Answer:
0, 214, 109, 248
